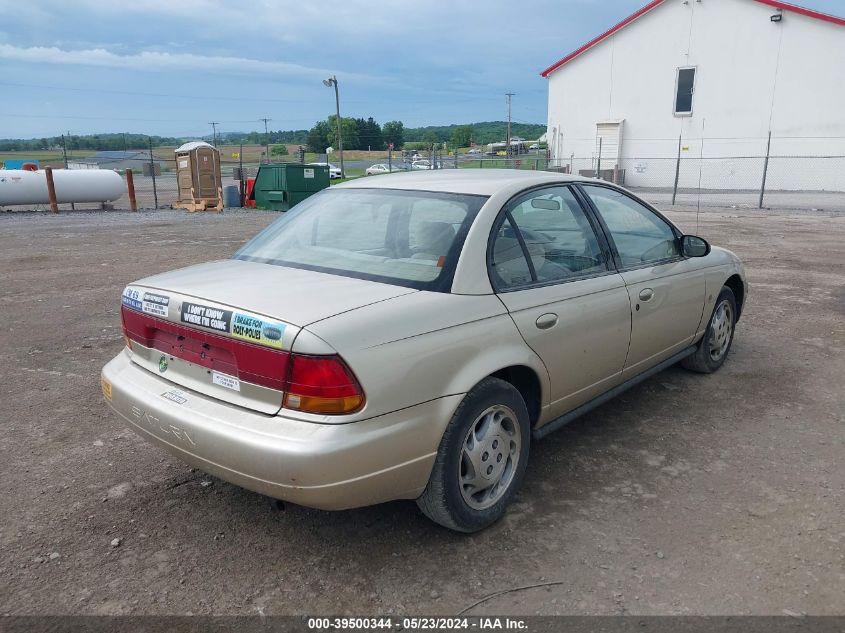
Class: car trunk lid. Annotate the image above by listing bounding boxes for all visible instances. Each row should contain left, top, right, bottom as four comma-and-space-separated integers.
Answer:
120, 259, 415, 414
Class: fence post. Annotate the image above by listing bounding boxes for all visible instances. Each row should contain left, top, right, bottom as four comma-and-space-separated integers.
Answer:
238, 142, 244, 207
44, 166, 59, 213
596, 137, 602, 179
759, 130, 772, 209
672, 134, 682, 205
148, 137, 158, 210
126, 169, 137, 211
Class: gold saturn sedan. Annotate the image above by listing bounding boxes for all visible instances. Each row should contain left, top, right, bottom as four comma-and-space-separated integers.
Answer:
102, 170, 746, 532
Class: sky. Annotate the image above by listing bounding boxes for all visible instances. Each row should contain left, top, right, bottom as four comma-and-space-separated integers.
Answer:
0, 0, 842, 140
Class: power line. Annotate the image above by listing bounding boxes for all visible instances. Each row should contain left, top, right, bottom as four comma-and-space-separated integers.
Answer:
0, 112, 315, 126
208, 121, 220, 146
0, 80, 318, 104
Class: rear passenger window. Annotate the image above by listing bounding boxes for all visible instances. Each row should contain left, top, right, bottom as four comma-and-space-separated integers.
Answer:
490, 186, 608, 290
491, 217, 533, 289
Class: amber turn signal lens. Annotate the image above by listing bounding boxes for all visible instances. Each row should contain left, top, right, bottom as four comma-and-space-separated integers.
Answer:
101, 376, 113, 401
284, 393, 364, 415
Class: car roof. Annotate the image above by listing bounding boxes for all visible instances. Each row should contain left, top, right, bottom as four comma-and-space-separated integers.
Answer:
336, 168, 586, 196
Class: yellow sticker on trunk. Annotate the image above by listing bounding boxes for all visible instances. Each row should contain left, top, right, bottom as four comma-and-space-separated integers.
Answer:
230, 312, 286, 349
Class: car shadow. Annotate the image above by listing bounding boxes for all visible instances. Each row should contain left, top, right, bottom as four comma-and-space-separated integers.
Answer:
199, 362, 724, 545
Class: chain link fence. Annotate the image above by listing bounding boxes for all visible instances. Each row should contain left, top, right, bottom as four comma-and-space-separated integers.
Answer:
455, 152, 845, 211
0, 149, 263, 212
2, 143, 844, 212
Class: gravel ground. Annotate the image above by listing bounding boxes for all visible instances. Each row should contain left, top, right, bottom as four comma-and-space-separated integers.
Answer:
0, 205, 842, 616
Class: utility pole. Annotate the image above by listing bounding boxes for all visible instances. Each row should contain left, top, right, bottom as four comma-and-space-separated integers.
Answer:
208, 121, 219, 147
260, 117, 272, 163
505, 92, 515, 157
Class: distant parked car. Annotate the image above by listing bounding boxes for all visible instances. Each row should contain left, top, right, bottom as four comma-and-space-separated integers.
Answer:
412, 160, 433, 170
308, 162, 342, 179
529, 143, 540, 150
366, 164, 399, 175
467, 148, 482, 155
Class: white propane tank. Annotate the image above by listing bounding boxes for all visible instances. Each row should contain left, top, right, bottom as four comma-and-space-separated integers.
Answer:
0, 169, 125, 206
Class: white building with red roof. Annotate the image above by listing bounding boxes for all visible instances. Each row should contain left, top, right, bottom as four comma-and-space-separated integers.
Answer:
542, 0, 845, 190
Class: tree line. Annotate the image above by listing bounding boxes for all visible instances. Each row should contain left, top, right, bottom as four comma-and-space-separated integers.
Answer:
0, 133, 183, 152
303, 117, 405, 153
302, 118, 547, 153
0, 121, 546, 152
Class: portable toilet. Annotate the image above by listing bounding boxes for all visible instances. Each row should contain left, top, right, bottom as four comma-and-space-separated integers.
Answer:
252, 163, 330, 211
174, 141, 223, 212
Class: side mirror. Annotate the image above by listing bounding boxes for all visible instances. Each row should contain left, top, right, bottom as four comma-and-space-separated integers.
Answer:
681, 235, 711, 258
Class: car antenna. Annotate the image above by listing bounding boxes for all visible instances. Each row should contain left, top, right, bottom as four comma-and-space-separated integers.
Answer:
696, 118, 706, 234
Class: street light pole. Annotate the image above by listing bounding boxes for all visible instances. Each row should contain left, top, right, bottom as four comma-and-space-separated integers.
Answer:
323, 75, 344, 178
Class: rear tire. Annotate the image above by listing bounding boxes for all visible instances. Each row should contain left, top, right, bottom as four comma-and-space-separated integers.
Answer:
417, 377, 531, 533
682, 286, 737, 374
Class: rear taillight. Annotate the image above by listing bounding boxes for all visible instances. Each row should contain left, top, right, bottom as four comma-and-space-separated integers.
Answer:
284, 354, 365, 415
121, 305, 364, 416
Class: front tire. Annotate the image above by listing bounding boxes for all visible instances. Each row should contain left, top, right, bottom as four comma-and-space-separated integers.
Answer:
682, 286, 737, 373
417, 377, 530, 532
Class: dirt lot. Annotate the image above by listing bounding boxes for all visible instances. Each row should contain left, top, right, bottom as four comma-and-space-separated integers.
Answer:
0, 205, 842, 616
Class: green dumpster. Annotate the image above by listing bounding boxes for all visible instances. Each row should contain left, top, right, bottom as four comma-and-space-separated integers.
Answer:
252, 163, 330, 211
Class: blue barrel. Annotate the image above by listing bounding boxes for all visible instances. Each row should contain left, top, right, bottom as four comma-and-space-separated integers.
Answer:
223, 185, 240, 208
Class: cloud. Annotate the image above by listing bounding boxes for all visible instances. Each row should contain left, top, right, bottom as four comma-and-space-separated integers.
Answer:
0, 44, 379, 83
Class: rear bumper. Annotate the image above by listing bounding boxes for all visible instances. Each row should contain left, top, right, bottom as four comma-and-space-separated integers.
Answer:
102, 350, 461, 510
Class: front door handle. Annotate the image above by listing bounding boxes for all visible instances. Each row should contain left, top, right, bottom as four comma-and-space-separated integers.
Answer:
638, 288, 654, 302
536, 313, 558, 330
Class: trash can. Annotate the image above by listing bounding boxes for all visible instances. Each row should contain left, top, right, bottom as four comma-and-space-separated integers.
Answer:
252, 163, 329, 211
223, 185, 240, 208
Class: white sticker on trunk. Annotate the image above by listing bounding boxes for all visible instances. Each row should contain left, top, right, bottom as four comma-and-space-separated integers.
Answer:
212, 371, 240, 392
161, 389, 188, 405
141, 292, 169, 318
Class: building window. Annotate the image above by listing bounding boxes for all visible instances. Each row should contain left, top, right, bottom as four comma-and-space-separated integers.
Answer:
674, 67, 696, 116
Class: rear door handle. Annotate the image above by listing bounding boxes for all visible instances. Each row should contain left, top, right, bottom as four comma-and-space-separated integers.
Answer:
536, 313, 558, 330
638, 288, 654, 302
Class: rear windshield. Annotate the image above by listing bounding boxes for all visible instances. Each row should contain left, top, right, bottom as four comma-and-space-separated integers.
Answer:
234, 188, 488, 292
